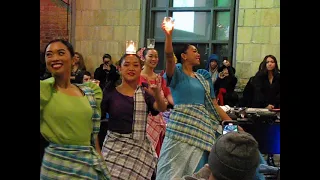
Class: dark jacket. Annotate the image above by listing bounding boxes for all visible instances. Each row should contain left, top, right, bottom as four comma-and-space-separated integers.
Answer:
214, 65, 238, 106
251, 71, 280, 108
239, 76, 255, 107
214, 65, 237, 94
71, 69, 84, 84
94, 64, 119, 90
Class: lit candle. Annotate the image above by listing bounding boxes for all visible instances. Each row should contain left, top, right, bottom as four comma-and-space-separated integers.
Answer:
127, 44, 135, 52
148, 43, 154, 48
147, 38, 155, 48
126, 40, 137, 54
163, 17, 174, 31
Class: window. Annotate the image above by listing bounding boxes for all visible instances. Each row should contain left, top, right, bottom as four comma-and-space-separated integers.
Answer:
143, 0, 236, 71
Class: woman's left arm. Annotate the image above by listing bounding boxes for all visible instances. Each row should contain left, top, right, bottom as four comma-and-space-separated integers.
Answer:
153, 91, 168, 112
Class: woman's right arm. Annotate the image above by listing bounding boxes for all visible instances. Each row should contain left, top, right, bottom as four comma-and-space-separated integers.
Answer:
212, 98, 232, 121
162, 23, 175, 78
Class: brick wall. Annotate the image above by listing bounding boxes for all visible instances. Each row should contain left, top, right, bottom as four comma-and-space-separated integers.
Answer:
235, 0, 280, 89
40, 0, 71, 52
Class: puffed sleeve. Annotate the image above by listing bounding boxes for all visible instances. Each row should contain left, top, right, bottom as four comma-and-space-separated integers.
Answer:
163, 63, 183, 89
83, 81, 103, 116
40, 77, 54, 114
196, 69, 216, 99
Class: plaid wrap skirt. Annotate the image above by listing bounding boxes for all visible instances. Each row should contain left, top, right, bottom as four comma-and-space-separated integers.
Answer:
40, 143, 110, 180
102, 131, 157, 180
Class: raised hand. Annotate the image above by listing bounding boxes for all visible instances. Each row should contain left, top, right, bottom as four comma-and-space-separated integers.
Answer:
219, 72, 225, 79
161, 22, 174, 36
143, 75, 161, 97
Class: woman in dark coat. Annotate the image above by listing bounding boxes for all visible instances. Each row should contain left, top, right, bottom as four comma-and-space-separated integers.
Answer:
251, 55, 280, 109
240, 61, 264, 107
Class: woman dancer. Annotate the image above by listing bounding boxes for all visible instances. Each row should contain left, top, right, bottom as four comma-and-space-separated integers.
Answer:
138, 47, 173, 157
101, 53, 167, 179
40, 39, 110, 179
156, 22, 231, 179
252, 55, 280, 110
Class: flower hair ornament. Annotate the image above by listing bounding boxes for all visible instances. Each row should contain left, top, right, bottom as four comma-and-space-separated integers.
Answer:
137, 47, 146, 61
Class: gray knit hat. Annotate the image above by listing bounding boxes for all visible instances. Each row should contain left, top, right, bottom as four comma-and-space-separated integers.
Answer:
208, 132, 260, 180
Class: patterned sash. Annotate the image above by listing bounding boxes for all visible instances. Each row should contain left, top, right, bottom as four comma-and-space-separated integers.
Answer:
194, 72, 221, 125
77, 84, 101, 145
132, 86, 148, 141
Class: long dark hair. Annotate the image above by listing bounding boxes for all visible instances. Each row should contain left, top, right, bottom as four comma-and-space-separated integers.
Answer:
74, 52, 87, 71
44, 39, 75, 58
175, 44, 191, 64
258, 55, 280, 75
118, 53, 142, 66
142, 48, 156, 58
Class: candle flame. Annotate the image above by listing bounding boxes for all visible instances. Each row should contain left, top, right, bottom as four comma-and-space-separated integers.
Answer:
164, 22, 173, 30
126, 41, 136, 54
147, 43, 155, 48
163, 17, 174, 31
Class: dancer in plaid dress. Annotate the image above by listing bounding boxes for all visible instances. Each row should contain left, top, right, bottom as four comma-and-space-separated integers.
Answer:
40, 39, 110, 179
101, 53, 167, 180
138, 47, 174, 157
156, 23, 232, 180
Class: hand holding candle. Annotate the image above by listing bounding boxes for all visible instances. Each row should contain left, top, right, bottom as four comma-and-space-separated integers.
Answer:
162, 17, 174, 35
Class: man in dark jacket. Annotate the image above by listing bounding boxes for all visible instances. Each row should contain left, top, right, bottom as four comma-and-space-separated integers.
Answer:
94, 54, 120, 90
